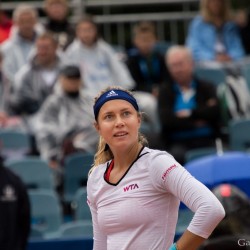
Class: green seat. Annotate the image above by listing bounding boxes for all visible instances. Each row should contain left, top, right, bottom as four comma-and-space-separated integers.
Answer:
29, 189, 63, 238
63, 152, 94, 203
59, 220, 93, 238
71, 187, 92, 221
5, 156, 54, 190
229, 118, 250, 151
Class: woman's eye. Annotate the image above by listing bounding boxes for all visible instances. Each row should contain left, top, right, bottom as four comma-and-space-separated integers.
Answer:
104, 114, 112, 120
123, 111, 131, 117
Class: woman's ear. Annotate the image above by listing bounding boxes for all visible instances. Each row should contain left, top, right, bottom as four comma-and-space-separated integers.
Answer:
137, 113, 142, 126
94, 122, 100, 133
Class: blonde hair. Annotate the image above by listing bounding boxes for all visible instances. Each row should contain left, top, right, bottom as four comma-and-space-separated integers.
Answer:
200, 0, 231, 23
91, 86, 148, 170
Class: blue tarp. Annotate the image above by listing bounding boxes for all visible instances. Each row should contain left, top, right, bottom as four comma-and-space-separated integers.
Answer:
185, 152, 250, 197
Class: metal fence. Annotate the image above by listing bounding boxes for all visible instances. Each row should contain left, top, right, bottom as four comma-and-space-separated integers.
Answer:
1, 0, 199, 46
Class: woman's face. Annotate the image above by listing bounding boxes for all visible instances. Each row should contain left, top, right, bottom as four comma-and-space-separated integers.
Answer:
76, 21, 97, 47
134, 32, 156, 56
207, 0, 225, 17
95, 99, 141, 152
46, 3, 68, 21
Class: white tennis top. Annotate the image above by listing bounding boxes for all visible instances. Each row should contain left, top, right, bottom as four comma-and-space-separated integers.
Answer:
87, 147, 225, 250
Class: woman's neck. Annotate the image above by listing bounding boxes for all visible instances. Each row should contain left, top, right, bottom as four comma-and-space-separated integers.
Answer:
112, 143, 143, 171
212, 16, 224, 28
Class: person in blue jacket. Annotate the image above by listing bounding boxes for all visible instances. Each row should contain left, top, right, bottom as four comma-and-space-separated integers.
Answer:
186, 0, 245, 63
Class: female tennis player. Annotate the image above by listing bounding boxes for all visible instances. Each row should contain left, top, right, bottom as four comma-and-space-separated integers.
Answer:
87, 86, 225, 250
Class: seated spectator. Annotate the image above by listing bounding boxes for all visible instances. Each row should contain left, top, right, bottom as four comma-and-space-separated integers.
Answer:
234, 8, 250, 55
126, 21, 170, 137
0, 9, 12, 44
0, 50, 5, 108
43, 0, 75, 50
35, 65, 98, 169
1, 4, 42, 87
0, 155, 30, 250
63, 16, 161, 138
126, 21, 169, 96
0, 52, 23, 130
7, 32, 62, 136
186, 0, 245, 64
157, 46, 221, 164
63, 15, 135, 97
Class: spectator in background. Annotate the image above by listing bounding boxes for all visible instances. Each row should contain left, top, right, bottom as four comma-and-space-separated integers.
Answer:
35, 65, 98, 169
0, 51, 23, 130
157, 46, 220, 164
1, 4, 42, 87
7, 32, 62, 138
43, 0, 75, 50
0, 51, 9, 127
0, 155, 30, 250
126, 21, 169, 96
234, 8, 250, 56
0, 51, 5, 108
0, 9, 12, 44
63, 15, 135, 97
126, 21, 169, 139
186, 0, 245, 64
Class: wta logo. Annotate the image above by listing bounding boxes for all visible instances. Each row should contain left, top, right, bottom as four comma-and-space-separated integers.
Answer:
162, 164, 177, 180
123, 183, 139, 192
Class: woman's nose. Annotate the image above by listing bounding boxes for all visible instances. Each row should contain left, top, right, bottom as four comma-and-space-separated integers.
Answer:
115, 116, 124, 126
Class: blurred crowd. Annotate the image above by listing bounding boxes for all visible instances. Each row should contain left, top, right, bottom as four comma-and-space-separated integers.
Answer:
0, 0, 250, 176
1, 0, 250, 248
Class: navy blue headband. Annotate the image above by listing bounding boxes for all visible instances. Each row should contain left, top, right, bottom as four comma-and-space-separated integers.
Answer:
94, 89, 139, 120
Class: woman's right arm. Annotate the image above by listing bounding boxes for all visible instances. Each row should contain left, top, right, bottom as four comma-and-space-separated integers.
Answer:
87, 174, 107, 250
88, 203, 107, 250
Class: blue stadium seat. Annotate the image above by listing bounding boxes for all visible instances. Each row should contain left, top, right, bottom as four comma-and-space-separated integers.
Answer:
194, 67, 227, 86
0, 129, 31, 160
71, 187, 92, 221
175, 208, 194, 241
228, 118, 250, 151
185, 147, 217, 164
59, 220, 93, 239
241, 62, 250, 91
29, 189, 63, 239
154, 40, 173, 56
5, 156, 54, 190
63, 152, 94, 203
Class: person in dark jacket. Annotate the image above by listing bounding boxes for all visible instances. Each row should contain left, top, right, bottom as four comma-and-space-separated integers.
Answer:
235, 8, 250, 56
158, 45, 221, 164
126, 21, 169, 96
0, 157, 30, 250
43, 0, 75, 50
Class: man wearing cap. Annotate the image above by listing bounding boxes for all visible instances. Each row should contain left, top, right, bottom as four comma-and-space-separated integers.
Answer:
35, 65, 98, 170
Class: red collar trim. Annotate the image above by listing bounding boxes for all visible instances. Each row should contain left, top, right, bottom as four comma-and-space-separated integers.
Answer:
104, 159, 114, 182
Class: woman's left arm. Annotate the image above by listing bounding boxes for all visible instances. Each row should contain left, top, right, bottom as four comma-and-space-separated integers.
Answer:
168, 167, 225, 250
